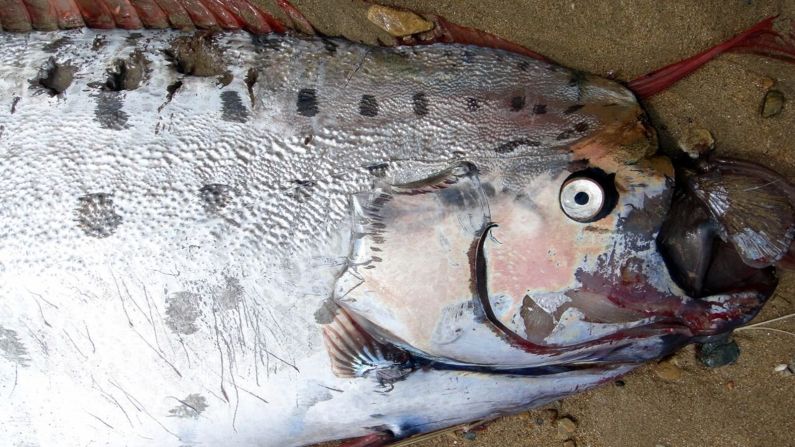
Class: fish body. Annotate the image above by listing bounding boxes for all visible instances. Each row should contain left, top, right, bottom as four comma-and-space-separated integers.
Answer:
0, 30, 787, 446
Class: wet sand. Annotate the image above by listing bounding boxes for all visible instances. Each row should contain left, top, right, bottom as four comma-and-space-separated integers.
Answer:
291, 1, 795, 446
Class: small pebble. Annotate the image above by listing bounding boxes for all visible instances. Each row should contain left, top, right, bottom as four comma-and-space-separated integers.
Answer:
761, 90, 785, 118
462, 431, 476, 441
614, 379, 626, 387
725, 380, 735, 390
678, 127, 714, 159
758, 76, 776, 90
654, 360, 683, 382
367, 5, 435, 37
563, 440, 577, 447
556, 417, 577, 438
697, 338, 740, 368
535, 417, 545, 426
774, 363, 788, 372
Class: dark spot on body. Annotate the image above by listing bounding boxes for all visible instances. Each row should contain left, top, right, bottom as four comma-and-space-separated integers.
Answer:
165, 291, 202, 335
199, 184, 233, 213
556, 129, 575, 140
92, 35, 107, 51
159, 80, 183, 112
314, 299, 340, 324
495, 138, 540, 154
244, 68, 258, 106
0, 325, 30, 367
168, 393, 208, 419
36, 58, 75, 95
165, 34, 225, 77
517, 61, 530, 71
359, 94, 379, 117
322, 39, 338, 54
366, 163, 389, 177
564, 104, 585, 114
105, 50, 148, 91
42, 36, 71, 53
95, 92, 129, 130
76, 193, 122, 238
574, 122, 589, 132
466, 97, 480, 112
10, 96, 20, 114
297, 88, 318, 117
412, 92, 428, 116
217, 277, 243, 310
510, 95, 526, 111
289, 180, 316, 202
220, 91, 249, 123
532, 104, 547, 114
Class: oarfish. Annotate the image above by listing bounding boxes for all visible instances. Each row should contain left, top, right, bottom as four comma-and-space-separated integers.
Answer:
1, 3, 794, 447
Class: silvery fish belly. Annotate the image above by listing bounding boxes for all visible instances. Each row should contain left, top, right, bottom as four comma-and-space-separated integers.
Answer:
0, 30, 785, 446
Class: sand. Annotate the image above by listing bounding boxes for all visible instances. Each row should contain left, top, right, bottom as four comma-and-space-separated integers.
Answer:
289, 1, 795, 446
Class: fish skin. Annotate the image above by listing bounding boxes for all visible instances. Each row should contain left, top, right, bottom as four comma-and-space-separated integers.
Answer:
0, 30, 771, 446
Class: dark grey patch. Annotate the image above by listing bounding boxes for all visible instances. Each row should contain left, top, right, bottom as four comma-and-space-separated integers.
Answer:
510, 96, 526, 111
165, 291, 202, 335
220, 91, 249, 123
125, 33, 144, 44
466, 97, 480, 112
76, 193, 122, 238
217, 277, 243, 310
574, 122, 590, 132
412, 92, 428, 116
314, 299, 340, 324
252, 34, 283, 52
517, 61, 530, 71
168, 393, 208, 419
532, 104, 547, 114
563, 104, 585, 114
244, 68, 258, 106
95, 92, 129, 130
36, 58, 76, 95
322, 39, 338, 54
359, 94, 379, 117
556, 129, 575, 140
199, 183, 233, 212
366, 163, 389, 178
288, 180, 316, 202
159, 80, 183, 112
304, 135, 313, 145
42, 36, 71, 53
0, 325, 30, 367
105, 50, 148, 91
296, 88, 318, 117
92, 35, 107, 51
495, 138, 540, 154
164, 34, 225, 77
10, 96, 20, 114
482, 183, 496, 197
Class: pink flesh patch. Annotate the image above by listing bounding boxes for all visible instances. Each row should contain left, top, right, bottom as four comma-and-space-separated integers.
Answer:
629, 16, 795, 98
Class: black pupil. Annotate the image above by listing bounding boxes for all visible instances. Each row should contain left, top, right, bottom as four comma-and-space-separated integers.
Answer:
574, 191, 589, 205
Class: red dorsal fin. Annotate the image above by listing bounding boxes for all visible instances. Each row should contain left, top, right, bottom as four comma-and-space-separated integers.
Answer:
629, 16, 795, 99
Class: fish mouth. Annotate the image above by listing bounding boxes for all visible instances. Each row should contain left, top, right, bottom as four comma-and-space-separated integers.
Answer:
656, 160, 784, 305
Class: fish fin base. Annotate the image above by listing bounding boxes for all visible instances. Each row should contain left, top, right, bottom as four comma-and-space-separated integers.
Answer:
322, 307, 415, 381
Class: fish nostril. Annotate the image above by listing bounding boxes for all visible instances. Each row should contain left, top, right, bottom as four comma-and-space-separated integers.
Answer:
574, 191, 589, 205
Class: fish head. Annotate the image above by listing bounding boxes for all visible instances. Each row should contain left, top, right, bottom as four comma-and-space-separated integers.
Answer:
332, 75, 790, 369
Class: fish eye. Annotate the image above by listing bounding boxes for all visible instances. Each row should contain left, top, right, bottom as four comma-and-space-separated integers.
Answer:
559, 170, 617, 222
